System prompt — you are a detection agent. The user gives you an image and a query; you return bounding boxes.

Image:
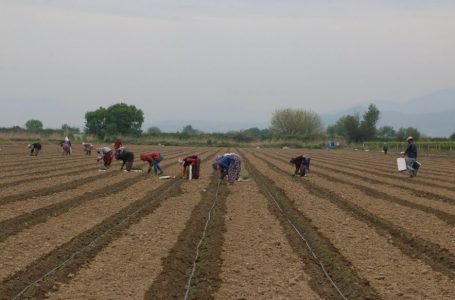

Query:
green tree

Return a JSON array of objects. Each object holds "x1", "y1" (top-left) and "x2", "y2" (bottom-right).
[
  {"x1": 230, "y1": 130, "x2": 256, "y2": 143},
  {"x1": 332, "y1": 104, "x2": 381, "y2": 143},
  {"x1": 61, "y1": 124, "x2": 80, "y2": 134},
  {"x1": 359, "y1": 104, "x2": 380, "y2": 140},
  {"x1": 270, "y1": 108, "x2": 322, "y2": 138},
  {"x1": 147, "y1": 126, "x2": 161, "y2": 135},
  {"x1": 326, "y1": 124, "x2": 337, "y2": 138},
  {"x1": 84, "y1": 103, "x2": 144, "y2": 138},
  {"x1": 377, "y1": 126, "x2": 396, "y2": 141},
  {"x1": 25, "y1": 119, "x2": 43, "y2": 132},
  {"x1": 182, "y1": 125, "x2": 201, "y2": 134},
  {"x1": 450, "y1": 132, "x2": 455, "y2": 140},
  {"x1": 182, "y1": 125, "x2": 194, "y2": 133},
  {"x1": 335, "y1": 114, "x2": 361, "y2": 143},
  {"x1": 85, "y1": 107, "x2": 107, "y2": 138},
  {"x1": 396, "y1": 127, "x2": 421, "y2": 141}
]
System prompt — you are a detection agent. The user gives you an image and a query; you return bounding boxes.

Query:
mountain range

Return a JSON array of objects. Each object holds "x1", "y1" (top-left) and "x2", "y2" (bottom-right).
[
  {"x1": 321, "y1": 89, "x2": 455, "y2": 137},
  {"x1": 148, "y1": 89, "x2": 455, "y2": 137}
]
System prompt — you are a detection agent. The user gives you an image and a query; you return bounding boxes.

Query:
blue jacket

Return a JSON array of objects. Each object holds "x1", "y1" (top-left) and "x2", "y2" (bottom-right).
[{"x1": 218, "y1": 155, "x2": 234, "y2": 169}]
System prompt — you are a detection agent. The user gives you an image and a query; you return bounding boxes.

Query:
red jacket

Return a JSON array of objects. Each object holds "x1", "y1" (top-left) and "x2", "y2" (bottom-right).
[
  {"x1": 114, "y1": 139, "x2": 122, "y2": 150},
  {"x1": 140, "y1": 151, "x2": 160, "y2": 161}
]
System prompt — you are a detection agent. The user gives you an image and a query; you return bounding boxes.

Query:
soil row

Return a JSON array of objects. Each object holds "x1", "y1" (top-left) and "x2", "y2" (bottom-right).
[
  {"x1": 0, "y1": 150, "x2": 218, "y2": 299},
  {"x1": 254, "y1": 151, "x2": 455, "y2": 269},
  {"x1": 243, "y1": 149, "x2": 455, "y2": 299},
  {"x1": 0, "y1": 149, "x2": 192, "y2": 205},
  {"x1": 276, "y1": 149, "x2": 455, "y2": 204}
]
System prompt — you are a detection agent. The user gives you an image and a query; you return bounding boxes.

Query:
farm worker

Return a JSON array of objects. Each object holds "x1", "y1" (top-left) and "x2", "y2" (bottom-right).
[
  {"x1": 60, "y1": 139, "x2": 71, "y2": 156},
  {"x1": 113, "y1": 138, "x2": 123, "y2": 151},
  {"x1": 289, "y1": 155, "x2": 311, "y2": 177},
  {"x1": 140, "y1": 151, "x2": 164, "y2": 175},
  {"x1": 115, "y1": 148, "x2": 135, "y2": 172},
  {"x1": 97, "y1": 146, "x2": 114, "y2": 168},
  {"x1": 28, "y1": 143, "x2": 42, "y2": 156},
  {"x1": 212, "y1": 154, "x2": 241, "y2": 184},
  {"x1": 383, "y1": 143, "x2": 389, "y2": 155},
  {"x1": 179, "y1": 155, "x2": 201, "y2": 179},
  {"x1": 64, "y1": 136, "x2": 72, "y2": 154},
  {"x1": 82, "y1": 143, "x2": 94, "y2": 155},
  {"x1": 402, "y1": 136, "x2": 418, "y2": 177}
]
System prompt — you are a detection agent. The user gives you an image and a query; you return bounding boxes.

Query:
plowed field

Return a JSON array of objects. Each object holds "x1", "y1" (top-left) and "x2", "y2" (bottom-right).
[{"x1": 1, "y1": 143, "x2": 454, "y2": 299}]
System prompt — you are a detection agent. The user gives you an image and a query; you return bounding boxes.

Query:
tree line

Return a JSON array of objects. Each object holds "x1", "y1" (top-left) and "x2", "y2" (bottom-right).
[{"x1": 5, "y1": 102, "x2": 455, "y2": 143}]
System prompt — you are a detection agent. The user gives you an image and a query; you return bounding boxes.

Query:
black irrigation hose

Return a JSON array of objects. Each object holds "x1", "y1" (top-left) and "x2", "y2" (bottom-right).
[
  {"x1": 184, "y1": 180, "x2": 222, "y2": 300},
  {"x1": 240, "y1": 151, "x2": 348, "y2": 300},
  {"x1": 11, "y1": 179, "x2": 181, "y2": 300}
]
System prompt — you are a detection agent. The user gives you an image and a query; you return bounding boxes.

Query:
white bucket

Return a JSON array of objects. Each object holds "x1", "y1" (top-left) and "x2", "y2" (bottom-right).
[{"x1": 397, "y1": 157, "x2": 407, "y2": 172}]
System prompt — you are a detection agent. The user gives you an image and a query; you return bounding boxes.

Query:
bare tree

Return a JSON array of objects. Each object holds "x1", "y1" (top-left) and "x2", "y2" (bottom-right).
[{"x1": 270, "y1": 108, "x2": 322, "y2": 138}]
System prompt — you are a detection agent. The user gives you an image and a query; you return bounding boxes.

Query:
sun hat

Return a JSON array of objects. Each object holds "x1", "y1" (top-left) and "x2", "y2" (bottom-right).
[{"x1": 406, "y1": 136, "x2": 413, "y2": 141}]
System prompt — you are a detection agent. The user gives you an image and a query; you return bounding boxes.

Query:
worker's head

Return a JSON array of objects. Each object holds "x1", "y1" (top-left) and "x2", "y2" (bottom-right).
[
  {"x1": 178, "y1": 158, "x2": 183, "y2": 165},
  {"x1": 27, "y1": 144, "x2": 31, "y2": 148},
  {"x1": 407, "y1": 136, "x2": 413, "y2": 143}
]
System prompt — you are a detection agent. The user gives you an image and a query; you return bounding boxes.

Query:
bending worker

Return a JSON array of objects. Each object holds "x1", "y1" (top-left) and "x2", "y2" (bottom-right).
[
  {"x1": 212, "y1": 153, "x2": 241, "y2": 184},
  {"x1": 28, "y1": 142, "x2": 42, "y2": 156},
  {"x1": 97, "y1": 146, "x2": 114, "y2": 169},
  {"x1": 180, "y1": 155, "x2": 201, "y2": 179},
  {"x1": 290, "y1": 155, "x2": 311, "y2": 177},
  {"x1": 140, "y1": 151, "x2": 164, "y2": 175},
  {"x1": 115, "y1": 148, "x2": 135, "y2": 172},
  {"x1": 82, "y1": 143, "x2": 94, "y2": 155}
]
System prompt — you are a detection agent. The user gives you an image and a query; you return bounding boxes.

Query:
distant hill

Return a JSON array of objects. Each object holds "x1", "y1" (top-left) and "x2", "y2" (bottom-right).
[
  {"x1": 144, "y1": 120, "x2": 270, "y2": 133},
  {"x1": 322, "y1": 89, "x2": 455, "y2": 137}
]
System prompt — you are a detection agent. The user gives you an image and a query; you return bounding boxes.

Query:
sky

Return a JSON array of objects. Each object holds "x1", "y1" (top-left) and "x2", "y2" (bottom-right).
[{"x1": 1, "y1": 0, "x2": 455, "y2": 130}]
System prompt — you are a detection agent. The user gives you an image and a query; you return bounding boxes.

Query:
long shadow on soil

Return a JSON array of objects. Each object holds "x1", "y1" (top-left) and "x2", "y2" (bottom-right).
[
  {"x1": 253, "y1": 150, "x2": 455, "y2": 280},
  {"x1": 144, "y1": 173, "x2": 228, "y2": 300},
  {"x1": 240, "y1": 150, "x2": 381, "y2": 300}
]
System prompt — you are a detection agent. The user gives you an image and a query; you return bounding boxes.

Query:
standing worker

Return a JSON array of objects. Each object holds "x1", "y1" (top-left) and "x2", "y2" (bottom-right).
[
  {"x1": 383, "y1": 143, "x2": 389, "y2": 155},
  {"x1": 28, "y1": 143, "x2": 42, "y2": 156},
  {"x1": 289, "y1": 155, "x2": 311, "y2": 177},
  {"x1": 179, "y1": 155, "x2": 201, "y2": 179},
  {"x1": 115, "y1": 148, "x2": 135, "y2": 172},
  {"x1": 403, "y1": 136, "x2": 418, "y2": 177},
  {"x1": 97, "y1": 146, "x2": 114, "y2": 169},
  {"x1": 212, "y1": 153, "x2": 241, "y2": 184},
  {"x1": 140, "y1": 151, "x2": 164, "y2": 175}
]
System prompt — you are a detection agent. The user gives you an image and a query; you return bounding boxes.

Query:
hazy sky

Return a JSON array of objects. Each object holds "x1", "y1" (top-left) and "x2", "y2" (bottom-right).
[{"x1": 1, "y1": 0, "x2": 455, "y2": 129}]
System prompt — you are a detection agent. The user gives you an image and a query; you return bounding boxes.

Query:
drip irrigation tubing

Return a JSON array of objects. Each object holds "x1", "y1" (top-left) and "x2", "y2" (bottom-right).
[
  {"x1": 238, "y1": 151, "x2": 350, "y2": 300},
  {"x1": 11, "y1": 179, "x2": 181, "y2": 300},
  {"x1": 184, "y1": 180, "x2": 222, "y2": 300},
  {"x1": 260, "y1": 181, "x2": 348, "y2": 300}
]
